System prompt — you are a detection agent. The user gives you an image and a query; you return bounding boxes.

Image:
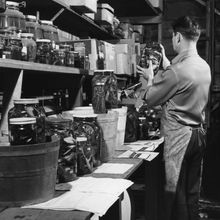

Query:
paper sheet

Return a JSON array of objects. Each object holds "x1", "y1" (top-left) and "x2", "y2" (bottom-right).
[
  {"x1": 118, "y1": 150, "x2": 159, "y2": 161},
  {"x1": 123, "y1": 137, "x2": 164, "y2": 152},
  {"x1": 93, "y1": 163, "x2": 133, "y2": 174},
  {"x1": 23, "y1": 177, "x2": 133, "y2": 217}
]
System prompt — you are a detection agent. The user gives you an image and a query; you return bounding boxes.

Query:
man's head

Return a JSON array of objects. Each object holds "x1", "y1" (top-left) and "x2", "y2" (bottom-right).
[{"x1": 171, "y1": 16, "x2": 201, "y2": 53}]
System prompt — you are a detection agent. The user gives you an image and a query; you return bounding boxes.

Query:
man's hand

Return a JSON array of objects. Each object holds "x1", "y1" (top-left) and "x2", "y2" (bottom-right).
[
  {"x1": 160, "y1": 44, "x2": 170, "y2": 70},
  {"x1": 137, "y1": 60, "x2": 154, "y2": 86}
]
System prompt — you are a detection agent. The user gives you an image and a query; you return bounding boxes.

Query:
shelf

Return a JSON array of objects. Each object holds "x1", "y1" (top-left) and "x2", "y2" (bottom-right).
[
  {"x1": 97, "y1": 0, "x2": 159, "y2": 17},
  {"x1": 0, "y1": 58, "x2": 93, "y2": 75},
  {"x1": 19, "y1": 0, "x2": 120, "y2": 40}
]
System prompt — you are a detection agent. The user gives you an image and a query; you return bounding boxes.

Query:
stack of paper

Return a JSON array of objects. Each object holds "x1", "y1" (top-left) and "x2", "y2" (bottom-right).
[
  {"x1": 117, "y1": 137, "x2": 164, "y2": 161},
  {"x1": 23, "y1": 177, "x2": 133, "y2": 217}
]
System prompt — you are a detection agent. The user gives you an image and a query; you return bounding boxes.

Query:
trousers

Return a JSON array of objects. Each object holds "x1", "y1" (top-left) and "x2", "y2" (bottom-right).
[{"x1": 164, "y1": 127, "x2": 206, "y2": 220}]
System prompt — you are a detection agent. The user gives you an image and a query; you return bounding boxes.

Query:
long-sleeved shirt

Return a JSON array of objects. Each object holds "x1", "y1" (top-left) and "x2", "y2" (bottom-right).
[{"x1": 143, "y1": 49, "x2": 211, "y2": 126}]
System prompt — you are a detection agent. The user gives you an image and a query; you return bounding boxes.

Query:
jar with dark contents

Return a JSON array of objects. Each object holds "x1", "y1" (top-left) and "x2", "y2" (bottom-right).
[
  {"x1": 35, "y1": 39, "x2": 52, "y2": 64},
  {"x1": 73, "y1": 51, "x2": 80, "y2": 68},
  {"x1": 41, "y1": 20, "x2": 59, "y2": 42},
  {"x1": 72, "y1": 113, "x2": 102, "y2": 167},
  {"x1": 4, "y1": 35, "x2": 22, "y2": 60},
  {"x1": 76, "y1": 136, "x2": 93, "y2": 176},
  {"x1": 52, "y1": 49, "x2": 66, "y2": 66},
  {"x1": 92, "y1": 70, "x2": 118, "y2": 113},
  {"x1": 66, "y1": 50, "x2": 75, "y2": 67},
  {"x1": 45, "y1": 118, "x2": 72, "y2": 156},
  {"x1": 0, "y1": 34, "x2": 6, "y2": 57},
  {"x1": 0, "y1": 0, "x2": 6, "y2": 13},
  {"x1": 9, "y1": 117, "x2": 37, "y2": 145},
  {"x1": 8, "y1": 98, "x2": 46, "y2": 143},
  {"x1": 25, "y1": 15, "x2": 43, "y2": 40},
  {"x1": 20, "y1": 32, "x2": 37, "y2": 62}
]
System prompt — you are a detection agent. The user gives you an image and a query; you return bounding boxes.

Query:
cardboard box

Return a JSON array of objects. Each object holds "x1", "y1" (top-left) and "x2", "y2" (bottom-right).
[
  {"x1": 95, "y1": 3, "x2": 114, "y2": 25},
  {"x1": 101, "y1": 41, "x2": 116, "y2": 72},
  {"x1": 65, "y1": 0, "x2": 97, "y2": 13}
]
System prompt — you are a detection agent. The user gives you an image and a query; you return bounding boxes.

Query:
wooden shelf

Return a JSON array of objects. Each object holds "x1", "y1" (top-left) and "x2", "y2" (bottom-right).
[
  {"x1": 19, "y1": 0, "x2": 120, "y2": 40},
  {"x1": 0, "y1": 58, "x2": 93, "y2": 75}
]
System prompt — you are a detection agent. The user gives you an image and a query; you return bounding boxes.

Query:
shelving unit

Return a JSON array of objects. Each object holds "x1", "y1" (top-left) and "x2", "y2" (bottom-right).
[{"x1": 0, "y1": 0, "x2": 161, "y2": 144}]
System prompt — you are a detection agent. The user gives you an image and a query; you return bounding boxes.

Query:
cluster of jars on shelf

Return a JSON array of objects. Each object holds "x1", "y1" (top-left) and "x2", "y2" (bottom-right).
[
  {"x1": 8, "y1": 98, "x2": 103, "y2": 183},
  {"x1": 0, "y1": 1, "x2": 89, "y2": 69}
]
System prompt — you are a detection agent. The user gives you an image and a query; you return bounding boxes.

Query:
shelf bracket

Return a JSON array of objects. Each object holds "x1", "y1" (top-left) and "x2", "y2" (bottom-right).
[{"x1": 51, "y1": 8, "x2": 65, "y2": 22}]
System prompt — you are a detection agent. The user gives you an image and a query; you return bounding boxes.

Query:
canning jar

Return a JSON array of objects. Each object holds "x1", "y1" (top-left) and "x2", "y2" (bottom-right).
[
  {"x1": 9, "y1": 117, "x2": 37, "y2": 145},
  {"x1": 72, "y1": 113, "x2": 102, "y2": 166},
  {"x1": 20, "y1": 32, "x2": 37, "y2": 61},
  {"x1": 4, "y1": 34, "x2": 22, "y2": 60},
  {"x1": 76, "y1": 136, "x2": 94, "y2": 176},
  {"x1": 35, "y1": 39, "x2": 52, "y2": 64},
  {"x1": 0, "y1": 1, "x2": 25, "y2": 32},
  {"x1": 41, "y1": 20, "x2": 59, "y2": 42},
  {"x1": 45, "y1": 118, "x2": 72, "y2": 154},
  {"x1": 25, "y1": 15, "x2": 43, "y2": 40},
  {"x1": 0, "y1": 0, "x2": 6, "y2": 13},
  {"x1": 8, "y1": 98, "x2": 46, "y2": 143}
]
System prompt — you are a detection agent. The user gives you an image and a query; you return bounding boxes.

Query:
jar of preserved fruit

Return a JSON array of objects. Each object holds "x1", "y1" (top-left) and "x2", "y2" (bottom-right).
[
  {"x1": 8, "y1": 98, "x2": 46, "y2": 143},
  {"x1": 92, "y1": 70, "x2": 118, "y2": 113},
  {"x1": 45, "y1": 118, "x2": 72, "y2": 155},
  {"x1": 0, "y1": 1, "x2": 25, "y2": 32},
  {"x1": 76, "y1": 136, "x2": 93, "y2": 176},
  {"x1": 0, "y1": 0, "x2": 6, "y2": 13},
  {"x1": 41, "y1": 20, "x2": 59, "y2": 42},
  {"x1": 4, "y1": 34, "x2": 22, "y2": 60},
  {"x1": 9, "y1": 117, "x2": 37, "y2": 145},
  {"x1": 72, "y1": 112, "x2": 102, "y2": 167},
  {"x1": 65, "y1": 50, "x2": 75, "y2": 67},
  {"x1": 20, "y1": 32, "x2": 37, "y2": 62},
  {"x1": 25, "y1": 15, "x2": 43, "y2": 40},
  {"x1": 35, "y1": 39, "x2": 52, "y2": 64},
  {"x1": 52, "y1": 49, "x2": 66, "y2": 66}
]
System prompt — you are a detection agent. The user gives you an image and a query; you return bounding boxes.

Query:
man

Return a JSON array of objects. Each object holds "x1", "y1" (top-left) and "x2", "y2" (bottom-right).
[{"x1": 137, "y1": 16, "x2": 211, "y2": 220}]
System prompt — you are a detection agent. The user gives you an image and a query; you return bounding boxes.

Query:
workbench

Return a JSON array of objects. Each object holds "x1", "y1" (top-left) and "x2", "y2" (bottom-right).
[{"x1": 0, "y1": 145, "x2": 163, "y2": 220}]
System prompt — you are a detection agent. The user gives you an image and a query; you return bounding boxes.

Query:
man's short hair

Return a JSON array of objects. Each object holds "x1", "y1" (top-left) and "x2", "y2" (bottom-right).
[{"x1": 172, "y1": 16, "x2": 201, "y2": 41}]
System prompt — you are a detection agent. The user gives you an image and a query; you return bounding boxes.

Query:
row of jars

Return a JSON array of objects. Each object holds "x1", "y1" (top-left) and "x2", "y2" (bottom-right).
[
  {"x1": 0, "y1": 1, "x2": 59, "y2": 41},
  {"x1": 8, "y1": 99, "x2": 103, "y2": 182},
  {"x1": 0, "y1": 33, "x2": 89, "y2": 68}
]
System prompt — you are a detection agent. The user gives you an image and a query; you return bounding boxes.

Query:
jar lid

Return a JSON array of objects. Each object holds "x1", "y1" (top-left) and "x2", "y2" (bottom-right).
[
  {"x1": 36, "y1": 39, "x2": 51, "y2": 43},
  {"x1": 41, "y1": 20, "x2": 53, "y2": 25},
  {"x1": 76, "y1": 136, "x2": 87, "y2": 142},
  {"x1": 94, "y1": 69, "x2": 114, "y2": 73},
  {"x1": 26, "y1": 15, "x2": 37, "y2": 21},
  {"x1": 46, "y1": 118, "x2": 72, "y2": 124},
  {"x1": 14, "y1": 98, "x2": 39, "y2": 104},
  {"x1": 6, "y1": 1, "x2": 19, "y2": 7},
  {"x1": 20, "y1": 33, "x2": 34, "y2": 38},
  {"x1": 9, "y1": 117, "x2": 36, "y2": 125}
]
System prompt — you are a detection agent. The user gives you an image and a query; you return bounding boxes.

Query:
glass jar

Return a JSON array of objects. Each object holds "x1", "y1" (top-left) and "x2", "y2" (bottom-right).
[
  {"x1": 138, "y1": 116, "x2": 148, "y2": 140},
  {"x1": 92, "y1": 70, "x2": 118, "y2": 113},
  {"x1": 124, "y1": 104, "x2": 139, "y2": 142},
  {"x1": 41, "y1": 20, "x2": 59, "y2": 42},
  {"x1": 35, "y1": 39, "x2": 52, "y2": 64},
  {"x1": 76, "y1": 136, "x2": 93, "y2": 176},
  {"x1": 0, "y1": 1, "x2": 26, "y2": 32},
  {"x1": 52, "y1": 49, "x2": 66, "y2": 66},
  {"x1": 25, "y1": 15, "x2": 43, "y2": 40},
  {"x1": 8, "y1": 98, "x2": 46, "y2": 143},
  {"x1": 9, "y1": 117, "x2": 37, "y2": 145},
  {"x1": 0, "y1": 34, "x2": 6, "y2": 57},
  {"x1": 0, "y1": 0, "x2": 6, "y2": 13},
  {"x1": 65, "y1": 50, "x2": 75, "y2": 67},
  {"x1": 72, "y1": 113, "x2": 102, "y2": 166},
  {"x1": 20, "y1": 32, "x2": 37, "y2": 62},
  {"x1": 45, "y1": 117, "x2": 72, "y2": 154},
  {"x1": 4, "y1": 34, "x2": 22, "y2": 60}
]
